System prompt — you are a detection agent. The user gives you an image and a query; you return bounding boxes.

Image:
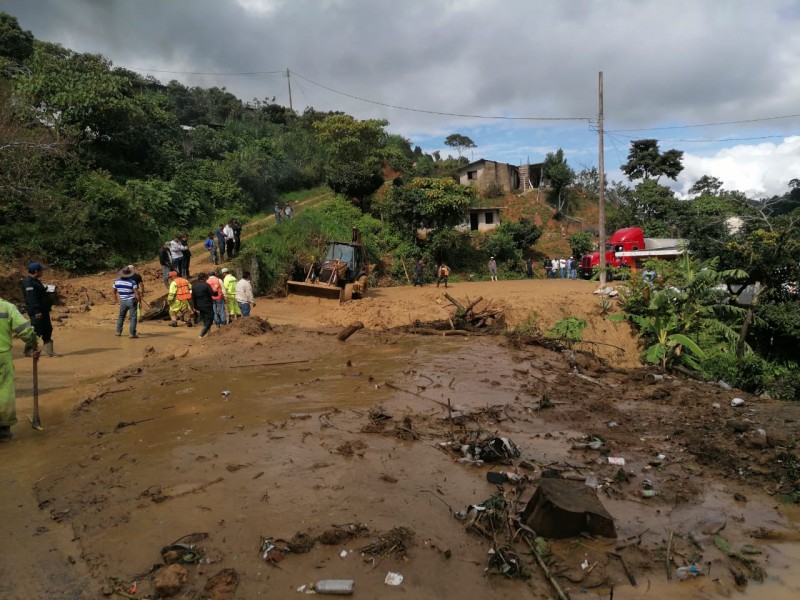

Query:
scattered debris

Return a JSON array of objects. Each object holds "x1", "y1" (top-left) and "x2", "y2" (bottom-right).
[
  {"x1": 204, "y1": 568, "x2": 239, "y2": 600},
  {"x1": 521, "y1": 479, "x2": 617, "y2": 539},
  {"x1": 314, "y1": 579, "x2": 355, "y2": 595},
  {"x1": 359, "y1": 526, "x2": 415, "y2": 558},
  {"x1": 731, "y1": 397, "x2": 745, "y2": 407},
  {"x1": 384, "y1": 572, "x2": 404, "y2": 586},
  {"x1": 317, "y1": 523, "x2": 370, "y2": 545}
]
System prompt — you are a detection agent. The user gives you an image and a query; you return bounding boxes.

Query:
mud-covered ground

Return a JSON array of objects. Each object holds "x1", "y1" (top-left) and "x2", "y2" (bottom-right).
[{"x1": 1, "y1": 272, "x2": 800, "y2": 599}]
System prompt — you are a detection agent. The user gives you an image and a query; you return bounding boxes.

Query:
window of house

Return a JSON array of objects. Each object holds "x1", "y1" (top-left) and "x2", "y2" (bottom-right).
[
  {"x1": 485, "y1": 211, "x2": 494, "y2": 225},
  {"x1": 467, "y1": 170, "x2": 477, "y2": 180}
]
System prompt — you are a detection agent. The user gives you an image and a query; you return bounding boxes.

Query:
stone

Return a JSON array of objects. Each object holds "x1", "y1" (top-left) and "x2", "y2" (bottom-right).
[
  {"x1": 153, "y1": 564, "x2": 188, "y2": 598},
  {"x1": 521, "y1": 478, "x2": 617, "y2": 539}
]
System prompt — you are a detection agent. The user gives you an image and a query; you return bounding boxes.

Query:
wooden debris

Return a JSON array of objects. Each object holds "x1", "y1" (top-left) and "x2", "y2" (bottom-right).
[{"x1": 337, "y1": 321, "x2": 364, "y2": 342}]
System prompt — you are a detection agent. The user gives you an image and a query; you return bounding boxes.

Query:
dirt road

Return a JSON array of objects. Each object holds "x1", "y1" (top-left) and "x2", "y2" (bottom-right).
[{"x1": 2, "y1": 274, "x2": 800, "y2": 599}]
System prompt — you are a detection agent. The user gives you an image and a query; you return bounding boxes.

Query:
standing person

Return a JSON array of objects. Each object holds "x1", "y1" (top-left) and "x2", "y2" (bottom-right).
[
  {"x1": 207, "y1": 270, "x2": 227, "y2": 328},
  {"x1": 559, "y1": 257, "x2": 567, "y2": 279},
  {"x1": 127, "y1": 265, "x2": 145, "y2": 321},
  {"x1": 488, "y1": 257, "x2": 498, "y2": 281},
  {"x1": 223, "y1": 221, "x2": 235, "y2": 260},
  {"x1": 215, "y1": 224, "x2": 227, "y2": 260},
  {"x1": 159, "y1": 241, "x2": 172, "y2": 289},
  {"x1": 204, "y1": 233, "x2": 217, "y2": 265},
  {"x1": 526, "y1": 257, "x2": 534, "y2": 279},
  {"x1": 567, "y1": 257, "x2": 575, "y2": 279},
  {"x1": 543, "y1": 257, "x2": 550, "y2": 278},
  {"x1": 20, "y1": 262, "x2": 55, "y2": 357},
  {"x1": 436, "y1": 262, "x2": 450, "y2": 288},
  {"x1": 191, "y1": 273, "x2": 215, "y2": 338},
  {"x1": 273, "y1": 203, "x2": 283, "y2": 224},
  {"x1": 284, "y1": 203, "x2": 293, "y2": 220},
  {"x1": 221, "y1": 268, "x2": 241, "y2": 323},
  {"x1": 169, "y1": 235, "x2": 186, "y2": 275},
  {"x1": 112, "y1": 266, "x2": 141, "y2": 338},
  {"x1": 551, "y1": 257, "x2": 558, "y2": 279},
  {"x1": 232, "y1": 219, "x2": 243, "y2": 256},
  {"x1": 181, "y1": 234, "x2": 192, "y2": 277},
  {"x1": 235, "y1": 271, "x2": 256, "y2": 317},
  {"x1": 166, "y1": 271, "x2": 193, "y2": 328},
  {"x1": 413, "y1": 259, "x2": 425, "y2": 287},
  {"x1": 0, "y1": 296, "x2": 38, "y2": 441}
]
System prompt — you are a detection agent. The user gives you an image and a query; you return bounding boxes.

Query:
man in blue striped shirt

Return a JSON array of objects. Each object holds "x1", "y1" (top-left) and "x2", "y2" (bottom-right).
[{"x1": 113, "y1": 266, "x2": 142, "y2": 338}]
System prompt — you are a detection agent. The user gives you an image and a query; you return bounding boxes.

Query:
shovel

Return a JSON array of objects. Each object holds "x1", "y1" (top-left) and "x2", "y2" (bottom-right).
[{"x1": 29, "y1": 352, "x2": 43, "y2": 431}]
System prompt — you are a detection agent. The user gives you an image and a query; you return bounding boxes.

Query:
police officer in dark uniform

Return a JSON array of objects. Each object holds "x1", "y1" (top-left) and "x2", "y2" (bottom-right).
[{"x1": 20, "y1": 262, "x2": 55, "y2": 356}]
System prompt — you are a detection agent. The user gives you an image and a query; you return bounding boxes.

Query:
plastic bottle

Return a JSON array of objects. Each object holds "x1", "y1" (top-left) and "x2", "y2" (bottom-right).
[
  {"x1": 314, "y1": 579, "x2": 355, "y2": 595},
  {"x1": 641, "y1": 489, "x2": 659, "y2": 498},
  {"x1": 676, "y1": 564, "x2": 705, "y2": 580}
]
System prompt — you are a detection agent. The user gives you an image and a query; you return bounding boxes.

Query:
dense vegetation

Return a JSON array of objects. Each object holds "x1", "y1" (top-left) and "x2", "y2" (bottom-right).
[{"x1": 1, "y1": 13, "x2": 798, "y2": 396}]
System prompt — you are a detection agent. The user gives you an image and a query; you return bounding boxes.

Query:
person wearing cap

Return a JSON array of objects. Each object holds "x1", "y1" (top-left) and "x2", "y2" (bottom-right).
[
  {"x1": 113, "y1": 266, "x2": 142, "y2": 338},
  {"x1": 20, "y1": 262, "x2": 55, "y2": 357},
  {"x1": 488, "y1": 256, "x2": 498, "y2": 282},
  {"x1": 0, "y1": 296, "x2": 38, "y2": 441},
  {"x1": 207, "y1": 270, "x2": 227, "y2": 328},
  {"x1": 235, "y1": 271, "x2": 255, "y2": 317},
  {"x1": 559, "y1": 256, "x2": 567, "y2": 279},
  {"x1": 167, "y1": 271, "x2": 193, "y2": 327},
  {"x1": 221, "y1": 268, "x2": 241, "y2": 323},
  {"x1": 158, "y1": 241, "x2": 172, "y2": 288}
]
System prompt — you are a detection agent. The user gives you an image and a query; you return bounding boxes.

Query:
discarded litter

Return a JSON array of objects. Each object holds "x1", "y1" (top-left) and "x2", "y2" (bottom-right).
[
  {"x1": 608, "y1": 456, "x2": 626, "y2": 466},
  {"x1": 314, "y1": 579, "x2": 355, "y2": 595},
  {"x1": 676, "y1": 564, "x2": 705, "y2": 580},
  {"x1": 731, "y1": 397, "x2": 745, "y2": 407},
  {"x1": 607, "y1": 421, "x2": 618, "y2": 428},
  {"x1": 339, "y1": 549, "x2": 348, "y2": 559},
  {"x1": 581, "y1": 559, "x2": 590, "y2": 570},
  {"x1": 584, "y1": 475, "x2": 600, "y2": 490},
  {"x1": 486, "y1": 471, "x2": 523, "y2": 484},
  {"x1": 384, "y1": 572, "x2": 404, "y2": 586},
  {"x1": 290, "y1": 413, "x2": 312, "y2": 420},
  {"x1": 712, "y1": 402, "x2": 721, "y2": 409},
  {"x1": 221, "y1": 390, "x2": 231, "y2": 398},
  {"x1": 641, "y1": 489, "x2": 659, "y2": 498}
]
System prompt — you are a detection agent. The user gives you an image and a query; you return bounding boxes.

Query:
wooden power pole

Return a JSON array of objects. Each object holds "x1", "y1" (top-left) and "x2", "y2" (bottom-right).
[{"x1": 598, "y1": 71, "x2": 607, "y2": 286}]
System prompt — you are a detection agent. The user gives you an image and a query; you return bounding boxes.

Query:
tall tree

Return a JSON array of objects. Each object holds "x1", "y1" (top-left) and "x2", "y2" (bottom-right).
[
  {"x1": 0, "y1": 12, "x2": 34, "y2": 64},
  {"x1": 621, "y1": 139, "x2": 684, "y2": 183},
  {"x1": 444, "y1": 133, "x2": 476, "y2": 158},
  {"x1": 542, "y1": 148, "x2": 576, "y2": 213}
]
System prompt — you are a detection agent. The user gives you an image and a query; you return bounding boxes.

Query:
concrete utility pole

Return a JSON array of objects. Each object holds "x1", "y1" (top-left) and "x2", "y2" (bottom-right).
[
  {"x1": 598, "y1": 71, "x2": 607, "y2": 286},
  {"x1": 286, "y1": 68, "x2": 293, "y2": 112}
]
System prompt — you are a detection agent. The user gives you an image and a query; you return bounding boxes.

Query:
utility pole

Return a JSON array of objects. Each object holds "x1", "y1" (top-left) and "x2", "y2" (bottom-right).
[
  {"x1": 286, "y1": 68, "x2": 293, "y2": 112},
  {"x1": 598, "y1": 71, "x2": 607, "y2": 286}
]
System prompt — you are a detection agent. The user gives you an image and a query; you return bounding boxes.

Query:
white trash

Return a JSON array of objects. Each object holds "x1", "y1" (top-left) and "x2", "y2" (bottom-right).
[
  {"x1": 384, "y1": 572, "x2": 404, "y2": 586},
  {"x1": 731, "y1": 397, "x2": 745, "y2": 407}
]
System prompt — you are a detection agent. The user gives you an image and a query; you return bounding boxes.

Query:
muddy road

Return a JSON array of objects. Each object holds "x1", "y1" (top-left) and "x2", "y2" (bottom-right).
[{"x1": 1, "y1": 277, "x2": 799, "y2": 599}]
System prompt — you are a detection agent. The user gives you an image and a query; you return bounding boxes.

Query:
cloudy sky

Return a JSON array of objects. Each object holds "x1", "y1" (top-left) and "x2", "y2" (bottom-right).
[{"x1": 5, "y1": 0, "x2": 800, "y2": 197}]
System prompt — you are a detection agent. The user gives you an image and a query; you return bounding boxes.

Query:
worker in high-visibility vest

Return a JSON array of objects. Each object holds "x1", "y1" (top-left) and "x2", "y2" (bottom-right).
[
  {"x1": 221, "y1": 268, "x2": 241, "y2": 324},
  {"x1": 1, "y1": 297, "x2": 38, "y2": 441},
  {"x1": 167, "y1": 271, "x2": 193, "y2": 328}
]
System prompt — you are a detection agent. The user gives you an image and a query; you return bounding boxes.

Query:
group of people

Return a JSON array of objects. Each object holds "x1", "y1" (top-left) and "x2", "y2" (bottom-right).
[
  {"x1": 1, "y1": 261, "x2": 55, "y2": 440},
  {"x1": 114, "y1": 263, "x2": 256, "y2": 339},
  {"x1": 214, "y1": 219, "x2": 243, "y2": 263},
  {"x1": 273, "y1": 202, "x2": 293, "y2": 224},
  {"x1": 545, "y1": 256, "x2": 578, "y2": 279}
]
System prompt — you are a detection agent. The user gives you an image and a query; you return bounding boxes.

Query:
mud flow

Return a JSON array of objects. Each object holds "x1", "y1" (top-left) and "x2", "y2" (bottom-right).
[{"x1": 1, "y1": 320, "x2": 799, "y2": 599}]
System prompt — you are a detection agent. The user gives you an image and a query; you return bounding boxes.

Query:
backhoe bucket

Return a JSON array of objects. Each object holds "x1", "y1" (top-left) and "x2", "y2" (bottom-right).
[{"x1": 286, "y1": 281, "x2": 344, "y2": 302}]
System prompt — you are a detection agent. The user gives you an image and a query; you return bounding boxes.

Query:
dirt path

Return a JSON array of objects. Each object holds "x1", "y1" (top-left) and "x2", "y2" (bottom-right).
[{"x1": 2, "y1": 276, "x2": 800, "y2": 599}]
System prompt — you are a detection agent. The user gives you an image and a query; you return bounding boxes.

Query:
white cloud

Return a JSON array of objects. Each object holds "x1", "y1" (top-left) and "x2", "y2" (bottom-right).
[{"x1": 677, "y1": 137, "x2": 800, "y2": 198}]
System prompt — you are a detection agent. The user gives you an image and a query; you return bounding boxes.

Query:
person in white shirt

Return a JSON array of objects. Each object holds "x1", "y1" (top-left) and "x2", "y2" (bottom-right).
[
  {"x1": 234, "y1": 271, "x2": 255, "y2": 317},
  {"x1": 551, "y1": 258, "x2": 558, "y2": 279},
  {"x1": 559, "y1": 257, "x2": 567, "y2": 279},
  {"x1": 169, "y1": 235, "x2": 187, "y2": 274},
  {"x1": 222, "y1": 221, "x2": 235, "y2": 260}
]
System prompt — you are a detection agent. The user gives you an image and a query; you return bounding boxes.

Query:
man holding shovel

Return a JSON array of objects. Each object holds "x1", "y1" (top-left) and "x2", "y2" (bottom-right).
[{"x1": 1, "y1": 297, "x2": 38, "y2": 440}]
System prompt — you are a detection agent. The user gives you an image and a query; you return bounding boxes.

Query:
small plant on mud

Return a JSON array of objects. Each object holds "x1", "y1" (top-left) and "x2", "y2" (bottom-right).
[
  {"x1": 597, "y1": 296, "x2": 613, "y2": 316},
  {"x1": 546, "y1": 316, "x2": 586, "y2": 348},
  {"x1": 508, "y1": 313, "x2": 541, "y2": 336}
]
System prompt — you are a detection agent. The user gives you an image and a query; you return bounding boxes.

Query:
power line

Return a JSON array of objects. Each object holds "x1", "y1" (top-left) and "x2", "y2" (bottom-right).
[
  {"x1": 605, "y1": 130, "x2": 795, "y2": 144},
  {"x1": 290, "y1": 70, "x2": 591, "y2": 122},
  {"x1": 606, "y1": 112, "x2": 800, "y2": 133},
  {"x1": 123, "y1": 65, "x2": 284, "y2": 76}
]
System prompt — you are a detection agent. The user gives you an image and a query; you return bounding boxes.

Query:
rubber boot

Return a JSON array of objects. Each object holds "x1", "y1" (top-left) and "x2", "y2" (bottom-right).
[{"x1": 43, "y1": 341, "x2": 55, "y2": 357}]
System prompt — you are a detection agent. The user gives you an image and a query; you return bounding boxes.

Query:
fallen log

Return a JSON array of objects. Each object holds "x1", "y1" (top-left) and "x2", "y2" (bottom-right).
[{"x1": 337, "y1": 321, "x2": 364, "y2": 342}]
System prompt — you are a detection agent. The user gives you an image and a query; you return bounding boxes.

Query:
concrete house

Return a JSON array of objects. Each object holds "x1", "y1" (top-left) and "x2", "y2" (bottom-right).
[
  {"x1": 457, "y1": 159, "x2": 545, "y2": 194},
  {"x1": 456, "y1": 207, "x2": 502, "y2": 233}
]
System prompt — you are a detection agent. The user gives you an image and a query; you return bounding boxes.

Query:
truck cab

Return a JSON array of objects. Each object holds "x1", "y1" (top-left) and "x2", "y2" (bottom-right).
[{"x1": 579, "y1": 227, "x2": 685, "y2": 279}]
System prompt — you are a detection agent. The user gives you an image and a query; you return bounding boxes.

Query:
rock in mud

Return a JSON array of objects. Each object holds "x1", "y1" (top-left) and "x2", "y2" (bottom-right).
[
  {"x1": 153, "y1": 564, "x2": 188, "y2": 598},
  {"x1": 522, "y1": 479, "x2": 617, "y2": 539},
  {"x1": 204, "y1": 568, "x2": 240, "y2": 600}
]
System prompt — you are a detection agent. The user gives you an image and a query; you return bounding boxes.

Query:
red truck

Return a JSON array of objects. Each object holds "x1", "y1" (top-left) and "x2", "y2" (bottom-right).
[{"x1": 579, "y1": 227, "x2": 686, "y2": 279}]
